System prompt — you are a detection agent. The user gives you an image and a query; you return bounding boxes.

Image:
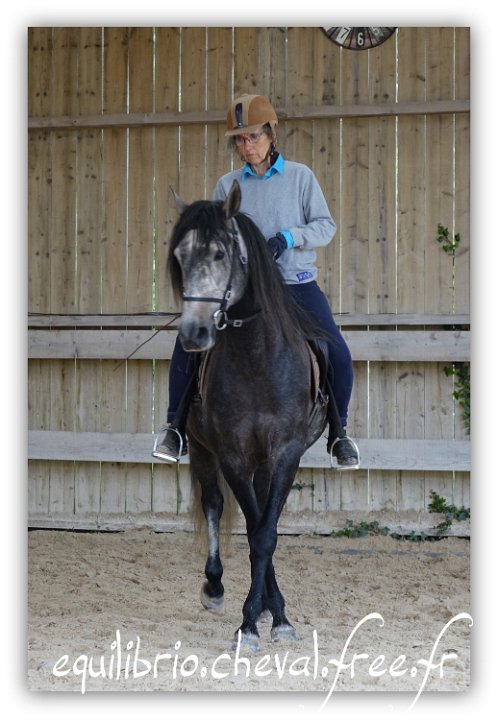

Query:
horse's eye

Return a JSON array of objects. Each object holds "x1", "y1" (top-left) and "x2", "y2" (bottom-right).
[{"x1": 214, "y1": 249, "x2": 225, "y2": 261}]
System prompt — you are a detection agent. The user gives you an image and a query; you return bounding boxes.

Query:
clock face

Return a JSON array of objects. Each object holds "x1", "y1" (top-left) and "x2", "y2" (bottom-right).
[{"x1": 322, "y1": 27, "x2": 396, "y2": 50}]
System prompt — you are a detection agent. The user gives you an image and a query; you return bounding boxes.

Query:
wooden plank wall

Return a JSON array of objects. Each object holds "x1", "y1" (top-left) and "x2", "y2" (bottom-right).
[{"x1": 28, "y1": 27, "x2": 470, "y2": 525}]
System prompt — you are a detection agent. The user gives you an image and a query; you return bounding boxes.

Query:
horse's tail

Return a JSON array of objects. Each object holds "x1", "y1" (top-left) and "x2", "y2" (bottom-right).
[{"x1": 190, "y1": 467, "x2": 238, "y2": 551}]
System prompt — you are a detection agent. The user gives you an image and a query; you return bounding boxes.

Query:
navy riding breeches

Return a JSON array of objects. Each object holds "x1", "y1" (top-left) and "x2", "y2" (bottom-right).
[
  {"x1": 286, "y1": 281, "x2": 353, "y2": 427},
  {"x1": 167, "y1": 337, "x2": 196, "y2": 426}
]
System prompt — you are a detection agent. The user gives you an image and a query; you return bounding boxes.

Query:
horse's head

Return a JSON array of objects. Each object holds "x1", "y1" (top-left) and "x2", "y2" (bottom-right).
[{"x1": 169, "y1": 181, "x2": 248, "y2": 352}]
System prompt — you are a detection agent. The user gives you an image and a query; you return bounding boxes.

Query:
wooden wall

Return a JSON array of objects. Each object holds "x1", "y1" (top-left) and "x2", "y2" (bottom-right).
[{"x1": 28, "y1": 27, "x2": 470, "y2": 527}]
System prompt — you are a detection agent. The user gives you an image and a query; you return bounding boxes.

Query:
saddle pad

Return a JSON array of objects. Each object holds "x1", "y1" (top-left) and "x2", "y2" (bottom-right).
[{"x1": 306, "y1": 342, "x2": 322, "y2": 402}]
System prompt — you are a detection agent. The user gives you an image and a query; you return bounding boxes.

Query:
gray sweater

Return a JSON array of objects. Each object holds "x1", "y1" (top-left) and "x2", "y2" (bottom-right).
[{"x1": 212, "y1": 156, "x2": 336, "y2": 284}]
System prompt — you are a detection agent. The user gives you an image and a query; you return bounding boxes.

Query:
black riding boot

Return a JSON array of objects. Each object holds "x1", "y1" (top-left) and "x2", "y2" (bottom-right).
[
  {"x1": 152, "y1": 349, "x2": 199, "y2": 463},
  {"x1": 152, "y1": 424, "x2": 188, "y2": 463},
  {"x1": 327, "y1": 425, "x2": 360, "y2": 470}
]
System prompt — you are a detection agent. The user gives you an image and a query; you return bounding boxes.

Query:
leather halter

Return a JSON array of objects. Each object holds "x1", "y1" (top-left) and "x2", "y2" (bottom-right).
[{"x1": 182, "y1": 220, "x2": 260, "y2": 330}]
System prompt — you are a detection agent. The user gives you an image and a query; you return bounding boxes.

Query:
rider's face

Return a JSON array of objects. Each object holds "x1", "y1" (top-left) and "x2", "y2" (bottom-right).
[{"x1": 235, "y1": 127, "x2": 274, "y2": 172}]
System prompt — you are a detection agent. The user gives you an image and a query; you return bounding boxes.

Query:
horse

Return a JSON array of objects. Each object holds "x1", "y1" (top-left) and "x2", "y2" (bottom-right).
[{"x1": 167, "y1": 180, "x2": 332, "y2": 652}]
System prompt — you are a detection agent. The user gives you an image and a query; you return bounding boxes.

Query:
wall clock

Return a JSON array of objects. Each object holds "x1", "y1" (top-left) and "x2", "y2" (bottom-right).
[{"x1": 322, "y1": 27, "x2": 396, "y2": 50}]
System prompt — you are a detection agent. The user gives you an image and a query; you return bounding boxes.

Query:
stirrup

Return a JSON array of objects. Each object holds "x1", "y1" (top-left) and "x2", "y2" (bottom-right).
[
  {"x1": 329, "y1": 435, "x2": 361, "y2": 471},
  {"x1": 152, "y1": 426, "x2": 184, "y2": 463}
]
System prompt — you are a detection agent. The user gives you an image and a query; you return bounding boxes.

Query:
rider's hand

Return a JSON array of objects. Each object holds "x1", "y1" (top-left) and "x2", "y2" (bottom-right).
[{"x1": 267, "y1": 233, "x2": 290, "y2": 260}]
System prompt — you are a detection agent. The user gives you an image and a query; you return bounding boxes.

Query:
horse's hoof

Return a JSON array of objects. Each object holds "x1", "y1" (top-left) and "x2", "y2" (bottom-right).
[
  {"x1": 231, "y1": 630, "x2": 260, "y2": 653},
  {"x1": 257, "y1": 609, "x2": 273, "y2": 624},
  {"x1": 271, "y1": 623, "x2": 299, "y2": 643},
  {"x1": 200, "y1": 584, "x2": 224, "y2": 613}
]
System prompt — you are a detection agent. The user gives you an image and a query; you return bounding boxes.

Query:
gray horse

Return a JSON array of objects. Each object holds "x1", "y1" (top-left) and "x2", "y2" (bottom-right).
[{"x1": 168, "y1": 181, "x2": 330, "y2": 651}]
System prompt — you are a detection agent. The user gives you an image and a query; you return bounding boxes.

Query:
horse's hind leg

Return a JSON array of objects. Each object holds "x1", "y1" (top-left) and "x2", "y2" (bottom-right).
[{"x1": 191, "y1": 444, "x2": 225, "y2": 612}]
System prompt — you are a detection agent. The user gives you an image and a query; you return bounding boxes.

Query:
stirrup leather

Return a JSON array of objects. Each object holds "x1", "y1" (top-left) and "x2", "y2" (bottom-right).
[
  {"x1": 152, "y1": 426, "x2": 184, "y2": 463},
  {"x1": 329, "y1": 435, "x2": 360, "y2": 471}
]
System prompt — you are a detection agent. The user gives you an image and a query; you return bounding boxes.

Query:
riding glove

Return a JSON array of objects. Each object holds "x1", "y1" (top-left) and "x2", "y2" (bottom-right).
[{"x1": 267, "y1": 232, "x2": 293, "y2": 260}]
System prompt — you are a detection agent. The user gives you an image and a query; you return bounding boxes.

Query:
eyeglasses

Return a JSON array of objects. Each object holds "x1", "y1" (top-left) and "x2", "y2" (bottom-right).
[{"x1": 234, "y1": 131, "x2": 266, "y2": 146}]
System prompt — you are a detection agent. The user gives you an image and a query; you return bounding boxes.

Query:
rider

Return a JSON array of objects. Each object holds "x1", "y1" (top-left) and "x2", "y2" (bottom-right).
[{"x1": 153, "y1": 93, "x2": 359, "y2": 469}]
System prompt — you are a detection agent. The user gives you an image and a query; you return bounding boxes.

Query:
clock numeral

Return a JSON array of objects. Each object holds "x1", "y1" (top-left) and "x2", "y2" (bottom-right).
[{"x1": 337, "y1": 27, "x2": 351, "y2": 43}]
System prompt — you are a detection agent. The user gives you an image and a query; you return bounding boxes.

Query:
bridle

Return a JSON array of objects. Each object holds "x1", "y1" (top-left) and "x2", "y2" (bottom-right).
[{"x1": 182, "y1": 219, "x2": 260, "y2": 331}]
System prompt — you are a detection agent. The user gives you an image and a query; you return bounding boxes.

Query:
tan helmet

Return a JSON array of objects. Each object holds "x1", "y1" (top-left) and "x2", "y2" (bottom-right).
[{"x1": 226, "y1": 94, "x2": 278, "y2": 137}]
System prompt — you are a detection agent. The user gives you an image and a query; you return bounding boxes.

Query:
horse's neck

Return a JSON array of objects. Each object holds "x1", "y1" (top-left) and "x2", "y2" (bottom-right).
[
  {"x1": 220, "y1": 316, "x2": 290, "y2": 371},
  {"x1": 224, "y1": 288, "x2": 302, "y2": 365}
]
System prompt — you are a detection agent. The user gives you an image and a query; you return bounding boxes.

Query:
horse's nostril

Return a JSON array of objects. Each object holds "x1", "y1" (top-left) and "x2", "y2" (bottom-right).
[{"x1": 179, "y1": 320, "x2": 214, "y2": 351}]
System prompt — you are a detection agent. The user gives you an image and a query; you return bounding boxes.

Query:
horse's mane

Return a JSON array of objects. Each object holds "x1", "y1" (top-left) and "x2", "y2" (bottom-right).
[
  {"x1": 233, "y1": 211, "x2": 324, "y2": 344},
  {"x1": 167, "y1": 199, "x2": 324, "y2": 346}
]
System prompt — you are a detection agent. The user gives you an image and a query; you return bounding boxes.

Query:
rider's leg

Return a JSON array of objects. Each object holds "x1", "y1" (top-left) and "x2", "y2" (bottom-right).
[
  {"x1": 152, "y1": 336, "x2": 193, "y2": 462},
  {"x1": 287, "y1": 281, "x2": 359, "y2": 468}
]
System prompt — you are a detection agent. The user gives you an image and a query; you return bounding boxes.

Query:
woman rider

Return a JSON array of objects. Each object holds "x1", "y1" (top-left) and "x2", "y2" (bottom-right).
[{"x1": 153, "y1": 94, "x2": 359, "y2": 469}]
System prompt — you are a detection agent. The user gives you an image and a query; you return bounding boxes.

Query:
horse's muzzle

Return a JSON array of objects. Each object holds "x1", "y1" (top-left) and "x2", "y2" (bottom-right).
[{"x1": 179, "y1": 319, "x2": 216, "y2": 352}]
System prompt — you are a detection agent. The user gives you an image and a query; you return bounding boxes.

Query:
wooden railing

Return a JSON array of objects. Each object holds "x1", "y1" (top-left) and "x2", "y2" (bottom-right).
[{"x1": 28, "y1": 312, "x2": 470, "y2": 473}]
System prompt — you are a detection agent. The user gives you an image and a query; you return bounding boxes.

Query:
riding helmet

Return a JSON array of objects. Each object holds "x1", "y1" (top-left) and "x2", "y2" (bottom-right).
[{"x1": 225, "y1": 94, "x2": 278, "y2": 136}]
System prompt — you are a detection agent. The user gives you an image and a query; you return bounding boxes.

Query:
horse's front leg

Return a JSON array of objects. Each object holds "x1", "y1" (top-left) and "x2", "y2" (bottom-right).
[
  {"x1": 233, "y1": 450, "x2": 302, "y2": 650},
  {"x1": 234, "y1": 521, "x2": 296, "y2": 651},
  {"x1": 253, "y1": 456, "x2": 301, "y2": 643},
  {"x1": 265, "y1": 564, "x2": 299, "y2": 643},
  {"x1": 244, "y1": 515, "x2": 299, "y2": 647},
  {"x1": 252, "y1": 464, "x2": 274, "y2": 625}
]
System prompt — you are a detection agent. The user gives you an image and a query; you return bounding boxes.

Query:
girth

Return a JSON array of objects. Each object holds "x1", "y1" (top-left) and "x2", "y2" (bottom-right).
[{"x1": 195, "y1": 339, "x2": 329, "y2": 404}]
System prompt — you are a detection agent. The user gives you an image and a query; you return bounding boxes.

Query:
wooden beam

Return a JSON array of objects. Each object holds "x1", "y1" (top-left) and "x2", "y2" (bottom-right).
[
  {"x1": 28, "y1": 313, "x2": 180, "y2": 328},
  {"x1": 27, "y1": 511, "x2": 470, "y2": 537},
  {"x1": 279, "y1": 99, "x2": 470, "y2": 120},
  {"x1": 336, "y1": 313, "x2": 470, "y2": 327},
  {"x1": 28, "y1": 328, "x2": 470, "y2": 362},
  {"x1": 346, "y1": 330, "x2": 470, "y2": 362},
  {"x1": 28, "y1": 328, "x2": 176, "y2": 360},
  {"x1": 28, "y1": 99, "x2": 470, "y2": 130},
  {"x1": 28, "y1": 430, "x2": 470, "y2": 471},
  {"x1": 27, "y1": 312, "x2": 470, "y2": 328}
]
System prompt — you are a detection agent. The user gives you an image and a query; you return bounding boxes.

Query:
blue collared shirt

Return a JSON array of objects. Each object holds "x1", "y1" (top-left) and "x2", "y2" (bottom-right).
[{"x1": 241, "y1": 152, "x2": 285, "y2": 181}]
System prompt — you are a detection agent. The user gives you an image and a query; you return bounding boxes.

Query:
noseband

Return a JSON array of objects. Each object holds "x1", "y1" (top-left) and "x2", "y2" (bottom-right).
[{"x1": 182, "y1": 220, "x2": 260, "y2": 330}]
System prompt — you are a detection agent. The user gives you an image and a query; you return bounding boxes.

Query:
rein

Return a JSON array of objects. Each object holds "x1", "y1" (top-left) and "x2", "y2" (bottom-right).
[{"x1": 182, "y1": 220, "x2": 260, "y2": 331}]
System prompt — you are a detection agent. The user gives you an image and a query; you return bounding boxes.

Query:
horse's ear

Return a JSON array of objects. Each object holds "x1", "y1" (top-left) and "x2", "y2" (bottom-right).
[
  {"x1": 223, "y1": 180, "x2": 241, "y2": 219},
  {"x1": 170, "y1": 186, "x2": 188, "y2": 214}
]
